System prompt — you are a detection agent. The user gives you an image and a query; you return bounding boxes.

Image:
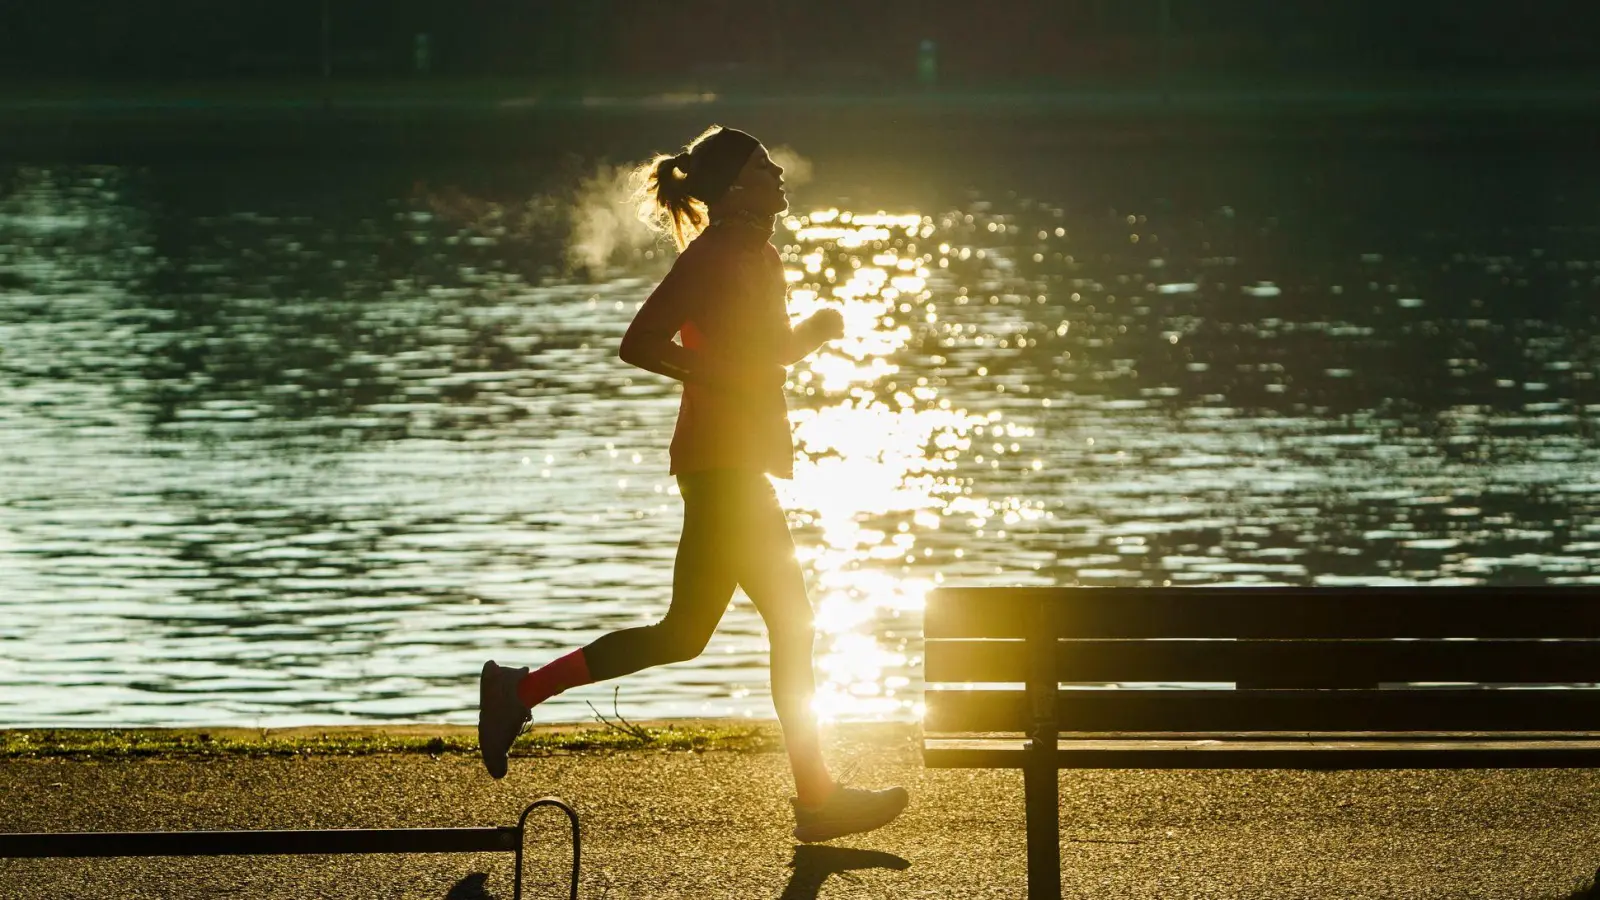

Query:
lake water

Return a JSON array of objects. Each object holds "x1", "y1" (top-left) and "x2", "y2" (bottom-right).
[{"x1": 2, "y1": 128, "x2": 1597, "y2": 727}]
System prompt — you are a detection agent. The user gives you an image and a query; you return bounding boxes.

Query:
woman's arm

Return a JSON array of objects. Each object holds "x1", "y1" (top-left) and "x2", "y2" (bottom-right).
[
  {"x1": 780, "y1": 308, "x2": 845, "y2": 366},
  {"x1": 620, "y1": 247, "x2": 783, "y2": 392},
  {"x1": 780, "y1": 318, "x2": 824, "y2": 367}
]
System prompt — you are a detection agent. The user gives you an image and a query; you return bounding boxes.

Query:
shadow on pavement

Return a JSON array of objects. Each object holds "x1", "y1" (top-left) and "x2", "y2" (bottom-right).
[
  {"x1": 1558, "y1": 867, "x2": 1600, "y2": 900},
  {"x1": 436, "y1": 847, "x2": 911, "y2": 899},
  {"x1": 779, "y1": 845, "x2": 911, "y2": 899},
  {"x1": 444, "y1": 873, "x2": 491, "y2": 899}
]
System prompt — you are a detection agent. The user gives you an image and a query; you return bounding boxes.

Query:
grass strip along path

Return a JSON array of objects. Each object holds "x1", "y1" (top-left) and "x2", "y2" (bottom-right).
[{"x1": 0, "y1": 719, "x2": 805, "y2": 762}]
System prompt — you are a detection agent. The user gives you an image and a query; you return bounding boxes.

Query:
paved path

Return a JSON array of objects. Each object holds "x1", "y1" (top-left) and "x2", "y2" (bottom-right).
[{"x1": 3, "y1": 727, "x2": 1599, "y2": 899}]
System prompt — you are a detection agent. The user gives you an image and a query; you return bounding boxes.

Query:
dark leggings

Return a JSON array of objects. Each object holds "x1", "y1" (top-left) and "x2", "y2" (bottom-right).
[{"x1": 580, "y1": 468, "x2": 816, "y2": 693}]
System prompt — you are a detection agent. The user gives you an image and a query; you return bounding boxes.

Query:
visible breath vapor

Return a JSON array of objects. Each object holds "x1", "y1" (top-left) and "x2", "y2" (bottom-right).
[
  {"x1": 567, "y1": 143, "x2": 815, "y2": 277},
  {"x1": 420, "y1": 143, "x2": 816, "y2": 281},
  {"x1": 565, "y1": 161, "x2": 658, "y2": 278},
  {"x1": 767, "y1": 144, "x2": 813, "y2": 191}
]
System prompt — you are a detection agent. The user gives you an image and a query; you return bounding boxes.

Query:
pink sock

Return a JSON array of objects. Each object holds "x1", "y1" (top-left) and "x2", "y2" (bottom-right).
[{"x1": 516, "y1": 649, "x2": 593, "y2": 709}]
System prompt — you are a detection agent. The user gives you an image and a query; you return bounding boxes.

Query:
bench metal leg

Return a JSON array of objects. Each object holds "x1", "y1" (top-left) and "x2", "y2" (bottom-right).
[
  {"x1": 514, "y1": 797, "x2": 581, "y2": 900},
  {"x1": 1023, "y1": 763, "x2": 1060, "y2": 900}
]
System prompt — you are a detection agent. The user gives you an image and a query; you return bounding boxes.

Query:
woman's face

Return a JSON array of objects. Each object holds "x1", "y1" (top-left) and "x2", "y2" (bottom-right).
[{"x1": 724, "y1": 145, "x2": 787, "y2": 216}]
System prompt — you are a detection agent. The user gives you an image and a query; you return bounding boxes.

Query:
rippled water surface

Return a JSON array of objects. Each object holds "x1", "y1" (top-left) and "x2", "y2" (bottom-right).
[{"x1": 2, "y1": 138, "x2": 1598, "y2": 726}]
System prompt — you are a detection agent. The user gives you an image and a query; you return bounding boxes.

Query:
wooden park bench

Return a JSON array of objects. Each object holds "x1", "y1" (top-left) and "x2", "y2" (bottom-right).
[
  {"x1": 922, "y1": 586, "x2": 1600, "y2": 899},
  {"x1": 0, "y1": 796, "x2": 579, "y2": 900}
]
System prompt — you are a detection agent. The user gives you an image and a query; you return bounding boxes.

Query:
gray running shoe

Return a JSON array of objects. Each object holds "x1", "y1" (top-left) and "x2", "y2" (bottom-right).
[
  {"x1": 791, "y1": 785, "x2": 910, "y2": 843},
  {"x1": 478, "y1": 660, "x2": 531, "y2": 780}
]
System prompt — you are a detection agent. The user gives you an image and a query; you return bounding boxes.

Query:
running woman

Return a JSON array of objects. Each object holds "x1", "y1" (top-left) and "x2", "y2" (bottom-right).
[{"x1": 478, "y1": 125, "x2": 909, "y2": 843}]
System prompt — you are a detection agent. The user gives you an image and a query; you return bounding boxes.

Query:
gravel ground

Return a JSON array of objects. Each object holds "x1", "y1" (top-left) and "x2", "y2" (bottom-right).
[{"x1": 3, "y1": 727, "x2": 1599, "y2": 900}]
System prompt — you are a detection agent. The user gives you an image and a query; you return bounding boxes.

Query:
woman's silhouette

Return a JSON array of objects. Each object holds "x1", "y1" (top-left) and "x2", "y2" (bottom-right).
[{"x1": 478, "y1": 125, "x2": 909, "y2": 843}]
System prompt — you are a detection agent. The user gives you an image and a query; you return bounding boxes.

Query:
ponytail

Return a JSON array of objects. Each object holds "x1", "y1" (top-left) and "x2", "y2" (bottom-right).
[
  {"x1": 632, "y1": 124, "x2": 752, "y2": 252},
  {"x1": 636, "y1": 150, "x2": 706, "y2": 251}
]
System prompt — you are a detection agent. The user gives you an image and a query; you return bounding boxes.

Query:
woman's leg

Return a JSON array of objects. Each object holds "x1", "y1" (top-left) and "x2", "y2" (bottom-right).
[
  {"x1": 481, "y1": 471, "x2": 739, "y2": 778},
  {"x1": 728, "y1": 473, "x2": 835, "y2": 807},
  {"x1": 729, "y1": 473, "x2": 911, "y2": 840},
  {"x1": 573, "y1": 471, "x2": 740, "y2": 682}
]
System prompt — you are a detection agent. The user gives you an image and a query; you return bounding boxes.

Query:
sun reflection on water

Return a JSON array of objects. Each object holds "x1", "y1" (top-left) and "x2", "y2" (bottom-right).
[{"x1": 775, "y1": 208, "x2": 996, "y2": 722}]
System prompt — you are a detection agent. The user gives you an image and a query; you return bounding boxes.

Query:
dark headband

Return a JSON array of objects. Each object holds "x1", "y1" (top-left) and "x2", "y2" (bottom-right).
[{"x1": 679, "y1": 128, "x2": 760, "y2": 204}]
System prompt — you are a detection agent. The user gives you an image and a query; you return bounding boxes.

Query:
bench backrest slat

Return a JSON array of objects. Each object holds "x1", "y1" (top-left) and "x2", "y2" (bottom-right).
[
  {"x1": 925, "y1": 587, "x2": 1600, "y2": 639},
  {"x1": 925, "y1": 688, "x2": 1600, "y2": 733},
  {"x1": 924, "y1": 587, "x2": 1600, "y2": 736},
  {"x1": 925, "y1": 638, "x2": 1600, "y2": 684}
]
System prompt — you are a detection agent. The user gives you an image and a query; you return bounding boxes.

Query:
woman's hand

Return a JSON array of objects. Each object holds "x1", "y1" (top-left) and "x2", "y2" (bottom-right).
[{"x1": 808, "y1": 308, "x2": 845, "y2": 342}]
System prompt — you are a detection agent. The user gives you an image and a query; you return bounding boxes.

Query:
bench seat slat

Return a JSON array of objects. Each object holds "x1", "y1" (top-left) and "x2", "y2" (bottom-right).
[
  {"x1": 925, "y1": 688, "x2": 1600, "y2": 733},
  {"x1": 0, "y1": 827, "x2": 520, "y2": 859},
  {"x1": 923, "y1": 736, "x2": 1600, "y2": 769},
  {"x1": 925, "y1": 586, "x2": 1600, "y2": 639},
  {"x1": 925, "y1": 638, "x2": 1600, "y2": 684}
]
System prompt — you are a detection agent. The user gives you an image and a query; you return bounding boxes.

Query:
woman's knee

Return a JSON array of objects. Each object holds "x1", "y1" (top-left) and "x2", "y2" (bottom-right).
[{"x1": 652, "y1": 620, "x2": 713, "y2": 664}]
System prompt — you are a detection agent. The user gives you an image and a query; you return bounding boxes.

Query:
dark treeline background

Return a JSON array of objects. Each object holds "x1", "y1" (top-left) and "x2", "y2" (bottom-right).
[{"x1": 0, "y1": 0, "x2": 1594, "y2": 82}]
